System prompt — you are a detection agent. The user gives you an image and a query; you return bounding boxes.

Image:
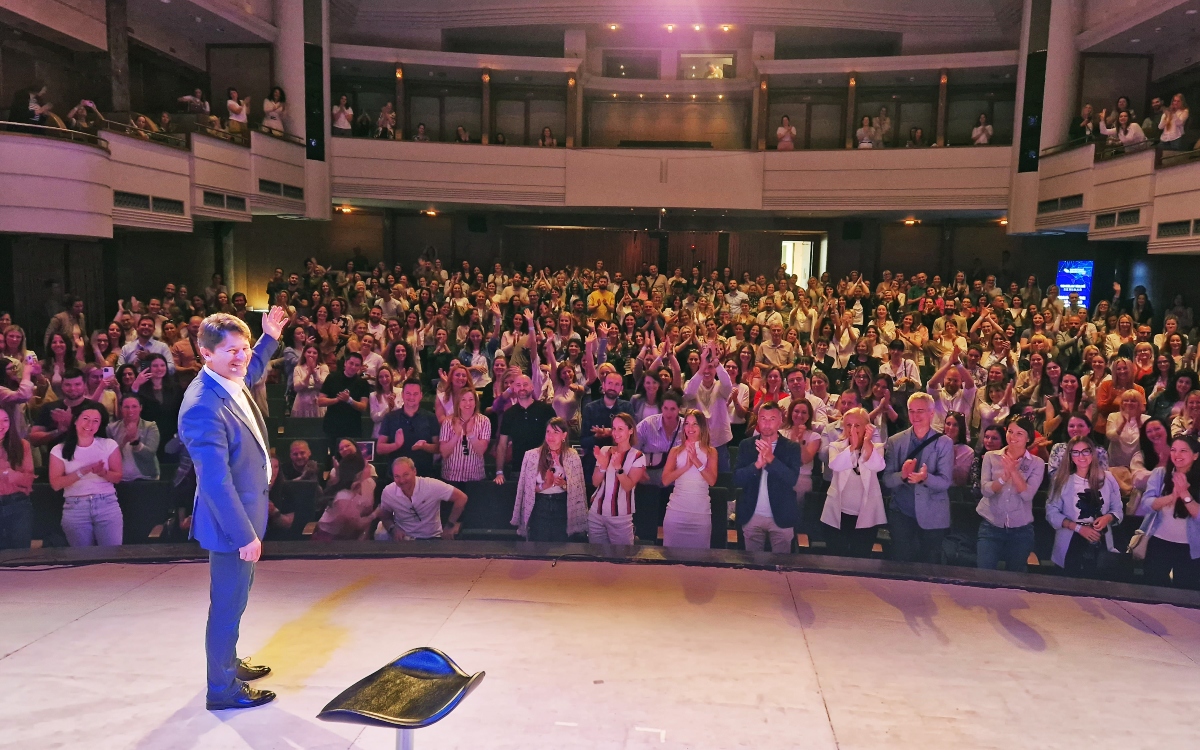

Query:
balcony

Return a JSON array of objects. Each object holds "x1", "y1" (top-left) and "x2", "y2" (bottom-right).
[
  {"x1": 331, "y1": 137, "x2": 1013, "y2": 212},
  {"x1": 0, "y1": 123, "x2": 112, "y2": 238},
  {"x1": 1036, "y1": 139, "x2": 1200, "y2": 252}
]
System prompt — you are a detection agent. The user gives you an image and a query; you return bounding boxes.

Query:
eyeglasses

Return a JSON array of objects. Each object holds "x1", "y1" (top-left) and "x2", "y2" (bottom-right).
[{"x1": 1069, "y1": 449, "x2": 1092, "y2": 457}]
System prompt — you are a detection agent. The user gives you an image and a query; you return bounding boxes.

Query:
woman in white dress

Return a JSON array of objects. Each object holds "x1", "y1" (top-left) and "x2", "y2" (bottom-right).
[
  {"x1": 660, "y1": 409, "x2": 719, "y2": 548},
  {"x1": 291, "y1": 345, "x2": 328, "y2": 418},
  {"x1": 776, "y1": 115, "x2": 797, "y2": 150}
]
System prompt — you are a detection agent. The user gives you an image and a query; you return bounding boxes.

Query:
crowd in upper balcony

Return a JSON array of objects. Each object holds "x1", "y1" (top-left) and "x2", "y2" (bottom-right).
[
  {"x1": 1070, "y1": 92, "x2": 1194, "y2": 152},
  {"x1": 4, "y1": 82, "x2": 292, "y2": 142}
]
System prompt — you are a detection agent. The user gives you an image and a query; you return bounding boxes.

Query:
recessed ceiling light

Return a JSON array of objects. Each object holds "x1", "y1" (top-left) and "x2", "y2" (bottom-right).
[
  {"x1": 665, "y1": 94, "x2": 670, "y2": 98},
  {"x1": 638, "y1": 93, "x2": 644, "y2": 98},
  {"x1": 693, "y1": 24, "x2": 701, "y2": 31},
  {"x1": 722, "y1": 25, "x2": 731, "y2": 32},
  {"x1": 1130, "y1": 38, "x2": 1141, "y2": 43},
  {"x1": 666, "y1": 24, "x2": 675, "y2": 31},
  {"x1": 691, "y1": 94, "x2": 696, "y2": 99},
  {"x1": 609, "y1": 24, "x2": 617, "y2": 30},
  {"x1": 718, "y1": 94, "x2": 723, "y2": 99}
]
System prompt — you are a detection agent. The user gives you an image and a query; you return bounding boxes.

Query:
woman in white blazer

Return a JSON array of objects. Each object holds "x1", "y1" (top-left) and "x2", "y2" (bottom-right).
[
  {"x1": 821, "y1": 407, "x2": 887, "y2": 557},
  {"x1": 1044, "y1": 436, "x2": 1123, "y2": 576}
]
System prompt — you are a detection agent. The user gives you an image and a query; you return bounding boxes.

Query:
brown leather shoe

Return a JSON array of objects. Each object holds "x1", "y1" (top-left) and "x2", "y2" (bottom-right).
[
  {"x1": 236, "y1": 658, "x2": 271, "y2": 682},
  {"x1": 206, "y1": 683, "x2": 276, "y2": 711}
]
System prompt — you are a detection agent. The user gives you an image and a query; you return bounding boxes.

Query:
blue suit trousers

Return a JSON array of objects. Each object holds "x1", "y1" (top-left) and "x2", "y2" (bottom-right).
[{"x1": 207, "y1": 550, "x2": 255, "y2": 699}]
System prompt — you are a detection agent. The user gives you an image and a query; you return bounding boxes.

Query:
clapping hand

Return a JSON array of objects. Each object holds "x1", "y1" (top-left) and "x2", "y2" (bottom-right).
[{"x1": 594, "y1": 445, "x2": 609, "y2": 469}]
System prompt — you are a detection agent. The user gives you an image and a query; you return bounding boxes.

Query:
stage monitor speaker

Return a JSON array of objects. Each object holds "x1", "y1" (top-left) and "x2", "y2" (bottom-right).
[
  {"x1": 842, "y1": 221, "x2": 863, "y2": 241},
  {"x1": 467, "y1": 215, "x2": 488, "y2": 233}
]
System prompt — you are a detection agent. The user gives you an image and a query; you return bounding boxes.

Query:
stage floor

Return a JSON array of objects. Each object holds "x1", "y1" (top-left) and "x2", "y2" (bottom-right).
[{"x1": 2, "y1": 558, "x2": 1200, "y2": 749}]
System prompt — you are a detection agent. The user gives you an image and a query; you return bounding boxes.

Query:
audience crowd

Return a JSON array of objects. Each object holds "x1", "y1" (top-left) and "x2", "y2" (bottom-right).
[
  {"x1": 1, "y1": 249, "x2": 1200, "y2": 588},
  {"x1": 1069, "y1": 92, "x2": 1196, "y2": 152}
]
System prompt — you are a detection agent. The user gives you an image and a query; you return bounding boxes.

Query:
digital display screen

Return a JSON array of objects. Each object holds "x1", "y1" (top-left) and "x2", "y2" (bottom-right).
[{"x1": 1056, "y1": 260, "x2": 1094, "y2": 311}]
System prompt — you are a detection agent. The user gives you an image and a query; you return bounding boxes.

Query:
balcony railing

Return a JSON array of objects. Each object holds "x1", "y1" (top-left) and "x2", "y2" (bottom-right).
[
  {"x1": 98, "y1": 114, "x2": 189, "y2": 150},
  {"x1": 0, "y1": 121, "x2": 109, "y2": 151}
]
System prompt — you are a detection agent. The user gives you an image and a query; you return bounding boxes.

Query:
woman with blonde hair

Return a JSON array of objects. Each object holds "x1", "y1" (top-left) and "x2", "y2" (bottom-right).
[
  {"x1": 821, "y1": 407, "x2": 887, "y2": 557},
  {"x1": 434, "y1": 361, "x2": 473, "y2": 422},
  {"x1": 660, "y1": 408, "x2": 719, "y2": 548},
  {"x1": 1094, "y1": 357, "x2": 1143, "y2": 433},
  {"x1": 438, "y1": 388, "x2": 491, "y2": 483},
  {"x1": 512, "y1": 417, "x2": 587, "y2": 542}
]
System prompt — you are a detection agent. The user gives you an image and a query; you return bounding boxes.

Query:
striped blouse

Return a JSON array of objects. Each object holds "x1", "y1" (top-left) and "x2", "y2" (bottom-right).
[
  {"x1": 439, "y1": 416, "x2": 492, "y2": 482},
  {"x1": 590, "y1": 447, "x2": 647, "y2": 517}
]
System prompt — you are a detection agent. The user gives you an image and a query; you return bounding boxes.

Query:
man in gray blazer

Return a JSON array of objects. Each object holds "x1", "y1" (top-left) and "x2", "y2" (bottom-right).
[
  {"x1": 178, "y1": 307, "x2": 287, "y2": 711},
  {"x1": 883, "y1": 391, "x2": 954, "y2": 564}
]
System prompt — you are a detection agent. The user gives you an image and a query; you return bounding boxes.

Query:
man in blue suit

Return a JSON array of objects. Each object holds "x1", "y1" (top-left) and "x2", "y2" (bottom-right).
[
  {"x1": 178, "y1": 307, "x2": 287, "y2": 711},
  {"x1": 734, "y1": 403, "x2": 802, "y2": 553}
]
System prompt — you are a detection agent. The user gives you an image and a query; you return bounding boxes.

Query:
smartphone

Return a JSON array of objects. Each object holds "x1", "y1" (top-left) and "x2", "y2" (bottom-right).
[
  {"x1": 102, "y1": 366, "x2": 115, "y2": 380},
  {"x1": 24, "y1": 353, "x2": 37, "y2": 366},
  {"x1": 356, "y1": 441, "x2": 376, "y2": 463}
]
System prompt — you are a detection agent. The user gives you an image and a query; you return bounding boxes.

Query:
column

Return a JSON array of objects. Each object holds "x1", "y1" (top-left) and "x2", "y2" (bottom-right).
[
  {"x1": 935, "y1": 69, "x2": 948, "y2": 147},
  {"x1": 752, "y1": 75, "x2": 769, "y2": 150},
  {"x1": 106, "y1": 0, "x2": 130, "y2": 112},
  {"x1": 273, "y1": 0, "x2": 305, "y2": 137},
  {"x1": 304, "y1": 0, "x2": 332, "y2": 221},
  {"x1": 1040, "y1": 0, "x2": 1084, "y2": 149},
  {"x1": 844, "y1": 74, "x2": 857, "y2": 149},
  {"x1": 565, "y1": 76, "x2": 578, "y2": 147},
  {"x1": 395, "y1": 65, "x2": 405, "y2": 140},
  {"x1": 480, "y1": 70, "x2": 491, "y2": 145}
]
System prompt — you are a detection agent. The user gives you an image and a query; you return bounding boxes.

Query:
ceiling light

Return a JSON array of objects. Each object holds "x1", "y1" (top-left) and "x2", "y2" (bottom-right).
[
  {"x1": 665, "y1": 94, "x2": 670, "y2": 99},
  {"x1": 718, "y1": 94, "x2": 723, "y2": 99},
  {"x1": 639, "y1": 93, "x2": 644, "y2": 98},
  {"x1": 612, "y1": 93, "x2": 617, "y2": 98},
  {"x1": 1130, "y1": 38, "x2": 1140, "y2": 43},
  {"x1": 722, "y1": 25, "x2": 731, "y2": 32},
  {"x1": 693, "y1": 24, "x2": 702, "y2": 31},
  {"x1": 194, "y1": 15, "x2": 202, "y2": 22},
  {"x1": 609, "y1": 24, "x2": 618, "y2": 30},
  {"x1": 421, "y1": 209, "x2": 437, "y2": 217},
  {"x1": 691, "y1": 94, "x2": 696, "y2": 99},
  {"x1": 666, "y1": 24, "x2": 675, "y2": 32},
  {"x1": 903, "y1": 219, "x2": 919, "y2": 226}
]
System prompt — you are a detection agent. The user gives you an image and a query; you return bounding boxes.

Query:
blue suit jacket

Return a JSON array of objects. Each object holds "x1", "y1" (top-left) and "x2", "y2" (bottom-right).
[
  {"x1": 733, "y1": 435, "x2": 802, "y2": 529},
  {"x1": 177, "y1": 334, "x2": 276, "y2": 552}
]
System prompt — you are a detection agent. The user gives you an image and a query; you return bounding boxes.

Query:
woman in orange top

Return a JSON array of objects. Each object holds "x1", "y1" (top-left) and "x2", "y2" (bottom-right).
[{"x1": 1093, "y1": 357, "x2": 1145, "y2": 433}]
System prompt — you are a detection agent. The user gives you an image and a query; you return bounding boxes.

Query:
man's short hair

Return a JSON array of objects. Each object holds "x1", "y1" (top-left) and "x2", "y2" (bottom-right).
[
  {"x1": 392, "y1": 456, "x2": 416, "y2": 473},
  {"x1": 888, "y1": 339, "x2": 906, "y2": 351},
  {"x1": 661, "y1": 389, "x2": 684, "y2": 408},
  {"x1": 62, "y1": 367, "x2": 84, "y2": 383},
  {"x1": 907, "y1": 391, "x2": 935, "y2": 409},
  {"x1": 343, "y1": 351, "x2": 363, "y2": 363},
  {"x1": 198, "y1": 313, "x2": 251, "y2": 351},
  {"x1": 758, "y1": 402, "x2": 782, "y2": 415},
  {"x1": 290, "y1": 440, "x2": 310, "y2": 453},
  {"x1": 401, "y1": 378, "x2": 423, "y2": 391}
]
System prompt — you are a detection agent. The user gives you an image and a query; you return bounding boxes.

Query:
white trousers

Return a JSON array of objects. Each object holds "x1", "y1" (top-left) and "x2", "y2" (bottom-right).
[{"x1": 587, "y1": 513, "x2": 635, "y2": 546}]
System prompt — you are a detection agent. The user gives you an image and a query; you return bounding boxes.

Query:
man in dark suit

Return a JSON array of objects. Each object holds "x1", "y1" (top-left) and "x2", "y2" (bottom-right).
[
  {"x1": 178, "y1": 307, "x2": 287, "y2": 711},
  {"x1": 733, "y1": 403, "x2": 802, "y2": 553}
]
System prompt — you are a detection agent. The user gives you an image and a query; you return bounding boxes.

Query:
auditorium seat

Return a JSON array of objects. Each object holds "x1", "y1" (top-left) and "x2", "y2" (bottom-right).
[
  {"x1": 116, "y1": 481, "x2": 174, "y2": 543},
  {"x1": 278, "y1": 418, "x2": 326, "y2": 438}
]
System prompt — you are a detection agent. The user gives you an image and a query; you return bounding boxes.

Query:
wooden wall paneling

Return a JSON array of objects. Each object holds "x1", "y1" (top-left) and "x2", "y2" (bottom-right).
[
  {"x1": 67, "y1": 241, "x2": 105, "y2": 338},
  {"x1": 666, "y1": 231, "x2": 719, "y2": 276}
]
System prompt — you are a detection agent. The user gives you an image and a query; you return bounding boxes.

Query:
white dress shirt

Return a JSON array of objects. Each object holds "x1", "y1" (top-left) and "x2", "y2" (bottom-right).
[{"x1": 204, "y1": 365, "x2": 271, "y2": 481}]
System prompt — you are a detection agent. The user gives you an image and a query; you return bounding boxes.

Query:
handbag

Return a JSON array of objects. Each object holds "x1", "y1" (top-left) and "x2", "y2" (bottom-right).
[{"x1": 1126, "y1": 514, "x2": 1155, "y2": 561}]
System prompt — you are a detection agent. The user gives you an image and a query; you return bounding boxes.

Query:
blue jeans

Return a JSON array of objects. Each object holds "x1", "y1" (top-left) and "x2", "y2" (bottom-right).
[
  {"x1": 207, "y1": 550, "x2": 256, "y2": 700},
  {"x1": 61, "y1": 493, "x2": 123, "y2": 547},
  {"x1": 0, "y1": 493, "x2": 32, "y2": 550},
  {"x1": 976, "y1": 520, "x2": 1035, "y2": 572}
]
